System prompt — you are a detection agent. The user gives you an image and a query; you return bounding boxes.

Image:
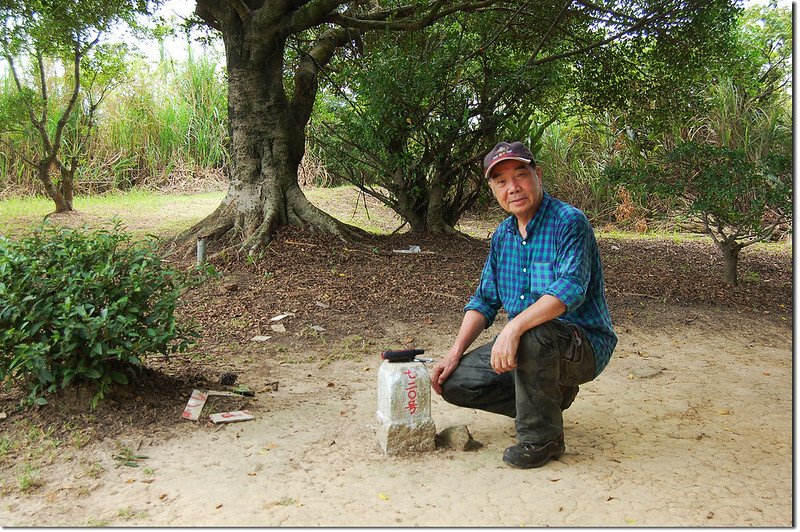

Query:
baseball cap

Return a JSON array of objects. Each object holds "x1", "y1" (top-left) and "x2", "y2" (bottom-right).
[{"x1": 483, "y1": 141, "x2": 535, "y2": 178}]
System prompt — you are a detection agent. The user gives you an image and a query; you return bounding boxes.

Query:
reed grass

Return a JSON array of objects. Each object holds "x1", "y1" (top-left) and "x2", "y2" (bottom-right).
[{"x1": 0, "y1": 46, "x2": 229, "y2": 197}]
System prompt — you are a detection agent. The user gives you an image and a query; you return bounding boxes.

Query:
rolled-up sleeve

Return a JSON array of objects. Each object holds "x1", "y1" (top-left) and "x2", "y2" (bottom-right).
[
  {"x1": 543, "y1": 213, "x2": 592, "y2": 313},
  {"x1": 464, "y1": 233, "x2": 502, "y2": 327}
]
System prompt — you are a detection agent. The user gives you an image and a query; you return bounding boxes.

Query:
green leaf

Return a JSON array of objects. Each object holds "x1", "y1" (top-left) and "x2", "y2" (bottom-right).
[{"x1": 110, "y1": 371, "x2": 128, "y2": 385}]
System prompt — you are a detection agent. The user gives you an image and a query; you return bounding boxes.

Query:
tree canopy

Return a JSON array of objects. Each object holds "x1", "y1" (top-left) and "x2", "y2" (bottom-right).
[{"x1": 310, "y1": 0, "x2": 740, "y2": 232}]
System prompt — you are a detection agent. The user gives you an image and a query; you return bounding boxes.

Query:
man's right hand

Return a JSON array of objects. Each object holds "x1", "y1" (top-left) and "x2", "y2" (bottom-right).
[{"x1": 430, "y1": 352, "x2": 461, "y2": 395}]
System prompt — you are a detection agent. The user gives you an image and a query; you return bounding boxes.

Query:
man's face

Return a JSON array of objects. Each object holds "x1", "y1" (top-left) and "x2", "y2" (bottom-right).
[{"x1": 487, "y1": 159, "x2": 543, "y2": 221}]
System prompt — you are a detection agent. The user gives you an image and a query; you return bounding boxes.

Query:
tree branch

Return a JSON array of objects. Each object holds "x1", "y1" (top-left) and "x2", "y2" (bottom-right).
[
  {"x1": 290, "y1": 0, "x2": 346, "y2": 33},
  {"x1": 740, "y1": 216, "x2": 785, "y2": 247},
  {"x1": 223, "y1": 0, "x2": 254, "y2": 24},
  {"x1": 51, "y1": 42, "x2": 84, "y2": 160},
  {"x1": 0, "y1": 138, "x2": 37, "y2": 168},
  {"x1": 291, "y1": 26, "x2": 356, "y2": 128},
  {"x1": 483, "y1": 0, "x2": 570, "y2": 110},
  {"x1": 701, "y1": 212, "x2": 721, "y2": 246},
  {"x1": 530, "y1": 9, "x2": 668, "y2": 67},
  {"x1": 3, "y1": 54, "x2": 44, "y2": 136},
  {"x1": 326, "y1": 0, "x2": 495, "y2": 32},
  {"x1": 572, "y1": 0, "x2": 638, "y2": 23}
]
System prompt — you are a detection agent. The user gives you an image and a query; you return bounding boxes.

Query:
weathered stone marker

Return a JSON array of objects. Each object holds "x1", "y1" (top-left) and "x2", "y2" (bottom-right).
[{"x1": 376, "y1": 360, "x2": 436, "y2": 454}]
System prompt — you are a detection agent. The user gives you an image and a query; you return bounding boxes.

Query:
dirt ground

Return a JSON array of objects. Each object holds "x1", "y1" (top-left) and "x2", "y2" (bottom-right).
[{"x1": 0, "y1": 224, "x2": 792, "y2": 526}]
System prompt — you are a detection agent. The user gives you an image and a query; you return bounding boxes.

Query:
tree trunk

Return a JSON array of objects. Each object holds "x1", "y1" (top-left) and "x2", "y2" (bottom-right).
[
  {"x1": 424, "y1": 184, "x2": 458, "y2": 234},
  {"x1": 38, "y1": 161, "x2": 72, "y2": 212},
  {"x1": 60, "y1": 166, "x2": 75, "y2": 208},
  {"x1": 176, "y1": 39, "x2": 364, "y2": 254},
  {"x1": 391, "y1": 186, "x2": 457, "y2": 234},
  {"x1": 720, "y1": 242, "x2": 742, "y2": 286}
]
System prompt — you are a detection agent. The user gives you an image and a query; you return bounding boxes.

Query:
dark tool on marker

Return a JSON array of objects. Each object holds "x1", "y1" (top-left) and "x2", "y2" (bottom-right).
[{"x1": 381, "y1": 348, "x2": 426, "y2": 362}]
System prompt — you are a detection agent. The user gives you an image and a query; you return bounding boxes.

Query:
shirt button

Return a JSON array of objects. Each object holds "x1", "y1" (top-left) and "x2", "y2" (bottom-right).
[
  {"x1": 522, "y1": 268, "x2": 527, "y2": 273},
  {"x1": 520, "y1": 295, "x2": 525, "y2": 300},
  {"x1": 522, "y1": 241, "x2": 527, "y2": 245}
]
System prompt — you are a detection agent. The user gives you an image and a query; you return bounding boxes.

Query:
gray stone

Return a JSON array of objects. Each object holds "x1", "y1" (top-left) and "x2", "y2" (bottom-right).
[
  {"x1": 376, "y1": 361, "x2": 435, "y2": 455},
  {"x1": 435, "y1": 425, "x2": 483, "y2": 451}
]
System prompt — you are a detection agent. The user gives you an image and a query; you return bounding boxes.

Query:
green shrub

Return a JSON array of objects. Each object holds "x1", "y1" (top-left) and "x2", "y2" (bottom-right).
[{"x1": 0, "y1": 223, "x2": 200, "y2": 406}]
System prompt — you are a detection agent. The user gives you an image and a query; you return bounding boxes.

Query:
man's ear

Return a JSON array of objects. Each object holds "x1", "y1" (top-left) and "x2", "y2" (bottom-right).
[{"x1": 534, "y1": 165, "x2": 543, "y2": 182}]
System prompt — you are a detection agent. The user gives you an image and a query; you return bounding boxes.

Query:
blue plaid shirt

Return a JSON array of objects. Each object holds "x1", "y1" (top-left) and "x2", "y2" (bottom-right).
[{"x1": 465, "y1": 192, "x2": 616, "y2": 376}]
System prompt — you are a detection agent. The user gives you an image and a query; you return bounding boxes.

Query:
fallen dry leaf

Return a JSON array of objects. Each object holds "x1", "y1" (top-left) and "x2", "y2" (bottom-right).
[{"x1": 378, "y1": 493, "x2": 389, "y2": 501}]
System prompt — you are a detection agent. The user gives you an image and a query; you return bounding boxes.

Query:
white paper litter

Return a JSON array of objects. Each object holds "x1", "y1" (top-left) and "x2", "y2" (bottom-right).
[
  {"x1": 209, "y1": 410, "x2": 254, "y2": 424},
  {"x1": 393, "y1": 245, "x2": 421, "y2": 254},
  {"x1": 181, "y1": 389, "x2": 208, "y2": 421}
]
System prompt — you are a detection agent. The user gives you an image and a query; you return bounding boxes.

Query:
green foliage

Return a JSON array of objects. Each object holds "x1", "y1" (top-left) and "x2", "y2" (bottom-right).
[
  {"x1": 574, "y1": 0, "x2": 740, "y2": 144},
  {"x1": 313, "y1": 12, "x2": 566, "y2": 230},
  {"x1": 312, "y1": 1, "x2": 746, "y2": 232},
  {"x1": 536, "y1": 114, "x2": 627, "y2": 221},
  {"x1": 0, "y1": 223, "x2": 200, "y2": 407},
  {"x1": 0, "y1": 47, "x2": 229, "y2": 196},
  {"x1": 96, "y1": 48, "x2": 229, "y2": 188},
  {"x1": 608, "y1": 141, "x2": 791, "y2": 237},
  {"x1": 728, "y1": 2, "x2": 792, "y2": 101},
  {"x1": 0, "y1": 0, "x2": 153, "y2": 209}
]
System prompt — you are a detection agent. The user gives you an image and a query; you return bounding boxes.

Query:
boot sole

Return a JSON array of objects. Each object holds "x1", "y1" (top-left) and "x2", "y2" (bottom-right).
[{"x1": 502, "y1": 447, "x2": 565, "y2": 469}]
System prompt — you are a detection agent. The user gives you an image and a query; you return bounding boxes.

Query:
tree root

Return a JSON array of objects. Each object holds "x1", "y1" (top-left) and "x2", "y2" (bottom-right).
[{"x1": 169, "y1": 189, "x2": 369, "y2": 260}]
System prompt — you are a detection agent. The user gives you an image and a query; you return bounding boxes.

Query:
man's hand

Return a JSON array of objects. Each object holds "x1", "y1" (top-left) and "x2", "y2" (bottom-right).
[
  {"x1": 432, "y1": 310, "x2": 487, "y2": 395},
  {"x1": 430, "y1": 350, "x2": 461, "y2": 395},
  {"x1": 491, "y1": 323, "x2": 521, "y2": 373}
]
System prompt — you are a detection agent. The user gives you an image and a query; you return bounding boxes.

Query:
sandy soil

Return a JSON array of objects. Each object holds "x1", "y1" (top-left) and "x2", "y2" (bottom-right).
[{"x1": 0, "y1": 306, "x2": 791, "y2": 527}]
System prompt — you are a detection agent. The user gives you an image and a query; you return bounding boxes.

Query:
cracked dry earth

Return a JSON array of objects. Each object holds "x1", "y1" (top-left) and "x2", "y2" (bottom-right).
[{"x1": 0, "y1": 229, "x2": 792, "y2": 526}]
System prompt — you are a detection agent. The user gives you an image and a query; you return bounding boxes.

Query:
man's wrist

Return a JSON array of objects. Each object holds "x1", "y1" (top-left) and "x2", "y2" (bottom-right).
[
  {"x1": 504, "y1": 319, "x2": 525, "y2": 338},
  {"x1": 447, "y1": 347, "x2": 465, "y2": 361}
]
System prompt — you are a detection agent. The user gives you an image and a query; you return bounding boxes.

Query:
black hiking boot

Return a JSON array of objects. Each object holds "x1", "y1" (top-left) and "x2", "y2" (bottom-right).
[
  {"x1": 560, "y1": 385, "x2": 579, "y2": 410},
  {"x1": 502, "y1": 434, "x2": 565, "y2": 469}
]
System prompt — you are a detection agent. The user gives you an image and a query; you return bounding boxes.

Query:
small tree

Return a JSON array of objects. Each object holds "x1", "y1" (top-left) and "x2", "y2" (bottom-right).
[
  {"x1": 608, "y1": 142, "x2": 791, "y2": 286},
  {"x1": 0, "y1": 0, "x2": 143, "y2": 212}
]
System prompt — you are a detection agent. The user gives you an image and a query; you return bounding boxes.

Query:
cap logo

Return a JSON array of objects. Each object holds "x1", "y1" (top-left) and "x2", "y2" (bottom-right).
[{"x1": 492, "y1": 146, "x2": 511, "y2": 160}]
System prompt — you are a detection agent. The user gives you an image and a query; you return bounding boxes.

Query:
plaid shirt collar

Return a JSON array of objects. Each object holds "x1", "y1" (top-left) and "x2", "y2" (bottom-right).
[{"x1": 503, "y1": 192, "x2": 553, "y2": 237}]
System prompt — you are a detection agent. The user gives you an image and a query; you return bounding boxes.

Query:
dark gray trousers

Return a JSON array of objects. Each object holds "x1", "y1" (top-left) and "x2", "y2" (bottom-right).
[{"x1": 440, "y1": 319, "x2": 596, "y2": 443}]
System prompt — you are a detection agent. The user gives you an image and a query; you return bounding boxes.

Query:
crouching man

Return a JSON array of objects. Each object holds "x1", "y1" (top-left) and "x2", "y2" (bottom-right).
[{"x1": 431, "y1": 141, "x2": 617, "y2": 469}]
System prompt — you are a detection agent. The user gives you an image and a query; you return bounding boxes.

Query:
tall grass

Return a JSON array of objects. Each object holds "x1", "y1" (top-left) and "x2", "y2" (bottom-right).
[
  {"x1": 0, "y1": 46, "x2": 229, "y2": 198},
  {"x1": 688, "y1": 77, "x2": 792, "y2": 162},
  {"x1": 536, "y1": 114, "x2": 627, "y2": 223}
]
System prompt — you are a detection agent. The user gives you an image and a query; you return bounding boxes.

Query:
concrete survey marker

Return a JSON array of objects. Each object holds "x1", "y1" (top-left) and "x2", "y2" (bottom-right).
[{"x1": 376, "y1": 360, "x2": 436, "y2": 454}]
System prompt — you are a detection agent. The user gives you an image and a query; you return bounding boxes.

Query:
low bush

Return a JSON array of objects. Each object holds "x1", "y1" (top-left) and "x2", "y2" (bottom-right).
[{"x1": 0, "y1": 223, "x2": 200, "y2": 406}]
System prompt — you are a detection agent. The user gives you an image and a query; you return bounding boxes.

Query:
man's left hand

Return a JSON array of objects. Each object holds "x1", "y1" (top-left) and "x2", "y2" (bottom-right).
[{"x1": 491, "y1": 325, "x2": 521, "y2": 373}]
